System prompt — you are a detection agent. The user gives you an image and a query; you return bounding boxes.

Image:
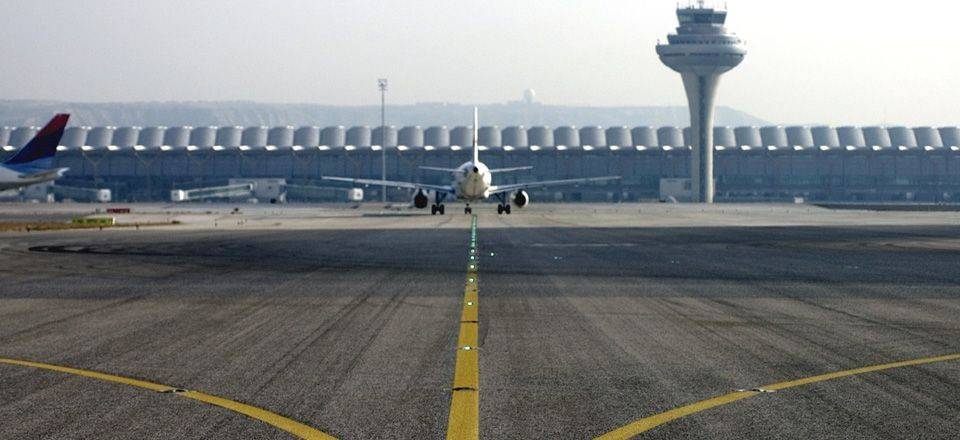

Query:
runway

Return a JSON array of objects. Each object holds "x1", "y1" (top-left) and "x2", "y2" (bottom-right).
[{"x1": 0, "y1": 204, "x2": 958, "y2": 439}]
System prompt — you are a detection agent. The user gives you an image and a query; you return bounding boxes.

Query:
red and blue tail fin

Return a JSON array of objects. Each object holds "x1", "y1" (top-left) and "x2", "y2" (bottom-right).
[{"x1": 5, "y1": 114, "x2": 70, "y2": 167}]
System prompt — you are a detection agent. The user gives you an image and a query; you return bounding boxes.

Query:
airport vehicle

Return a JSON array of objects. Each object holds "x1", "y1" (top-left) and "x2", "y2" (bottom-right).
[
  {"x1": 0, "y1": 114, "x2": 71, "y2": 190},
  {"x1": 323, "y1": 109, "x2": 620, "y2": 214}
]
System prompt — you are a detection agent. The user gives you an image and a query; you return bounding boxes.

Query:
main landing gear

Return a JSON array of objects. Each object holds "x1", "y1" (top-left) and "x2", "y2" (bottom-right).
[
  {"x1": 431, "y1": 192, "x2": 448, "y2": 215},
  {"x1": 494, "y1": 193, "x2": 512, "y2": 215}
]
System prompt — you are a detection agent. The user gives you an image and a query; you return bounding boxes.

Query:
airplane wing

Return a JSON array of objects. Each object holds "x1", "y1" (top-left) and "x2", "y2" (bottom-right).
[
  {"x1": 419, "y1": 166, "x2": 460, "y2": 173},
  {"x1": 489, "y1": 166, "x2": 533, "y2": 173},
  {"x1": 489, "y1": 176, "x2": 621, "y2": 195},
  {"x1": 322, "y1": 176, "x2": 454, "y2": 194}
]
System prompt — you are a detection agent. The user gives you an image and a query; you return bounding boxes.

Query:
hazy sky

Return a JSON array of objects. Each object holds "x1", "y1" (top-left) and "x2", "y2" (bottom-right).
[{"x1": 1, "y1": 0, "x2": 958, "y2": 126}]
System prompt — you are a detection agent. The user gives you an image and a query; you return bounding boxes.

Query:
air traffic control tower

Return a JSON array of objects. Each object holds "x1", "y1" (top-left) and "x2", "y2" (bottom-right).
[{"x1": 657, "y1": 1, "x2": 746, "y2": 203}]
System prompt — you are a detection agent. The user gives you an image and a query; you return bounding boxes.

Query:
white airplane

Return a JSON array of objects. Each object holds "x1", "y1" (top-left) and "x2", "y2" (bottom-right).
[
  {"x1": 0, "y1": 114, "x2": 71, "y2": 191},
  {"x1": 323, "y1": 109, "x2": 620, "y2": 214}
]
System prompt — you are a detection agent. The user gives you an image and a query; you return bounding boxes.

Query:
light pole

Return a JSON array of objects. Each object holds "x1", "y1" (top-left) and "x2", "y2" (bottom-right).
[{"x1": 378, "y1": 78, "x2": 388, "y2": 203}]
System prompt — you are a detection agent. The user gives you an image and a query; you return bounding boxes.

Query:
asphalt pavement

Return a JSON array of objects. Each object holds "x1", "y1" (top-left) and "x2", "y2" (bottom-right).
[{"x1": 0, "y1": 204, "x2": 958, "y2": 439}]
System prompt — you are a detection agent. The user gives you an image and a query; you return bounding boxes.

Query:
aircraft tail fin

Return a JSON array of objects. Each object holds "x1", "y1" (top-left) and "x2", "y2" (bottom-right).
[
  {"x1": 5, "y1": 114, "x2": 70, "y2": 167},
  {"x1": 472, "y1": 107, "x2": 479, "y2": 164}
]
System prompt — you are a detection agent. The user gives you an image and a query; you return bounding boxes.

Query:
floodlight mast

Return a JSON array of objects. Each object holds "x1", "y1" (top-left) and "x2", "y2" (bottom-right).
[{"x1": 378, "y1": 78, "x2": 388, "y2": 203}]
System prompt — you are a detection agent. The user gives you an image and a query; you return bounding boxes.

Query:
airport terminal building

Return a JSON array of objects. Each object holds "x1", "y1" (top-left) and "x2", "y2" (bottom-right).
[{"x1": 2, "y1": 124, "x2": 959, "y2": 203}]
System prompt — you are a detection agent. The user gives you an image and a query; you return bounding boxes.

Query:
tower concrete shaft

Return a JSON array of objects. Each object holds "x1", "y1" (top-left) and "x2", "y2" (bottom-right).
[
  {"x1": 657, "y1": 4, "x2": 746, "y2": 203},
  {"x1": 683, "y1": 72, "x2": 721, "y2": 203}
]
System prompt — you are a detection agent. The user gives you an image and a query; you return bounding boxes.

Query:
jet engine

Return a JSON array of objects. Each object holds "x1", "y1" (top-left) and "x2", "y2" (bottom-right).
[
  {"x1": 513, "y1": 190, "x2": 529, "y2": 208},
  {"x1": 413, "y1": 189, "x2": 429, "y2": 209}
]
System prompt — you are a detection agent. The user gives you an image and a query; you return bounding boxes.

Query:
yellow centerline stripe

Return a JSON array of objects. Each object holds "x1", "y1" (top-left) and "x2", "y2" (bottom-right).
[
  {"x1": 0, "y1": 357, "x2": 336, "y2": 440},
  {"x1": 595, "y1": 352, "x2": 960, "y2": 440},
  {"x1": 447, "y1": 214, "x2": 480, "y2": 440}
]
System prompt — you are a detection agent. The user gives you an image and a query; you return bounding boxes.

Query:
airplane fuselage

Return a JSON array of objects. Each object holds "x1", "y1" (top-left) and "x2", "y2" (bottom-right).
[{"x1": 452, "y1": 161, "x2": 492, "y2": 201}]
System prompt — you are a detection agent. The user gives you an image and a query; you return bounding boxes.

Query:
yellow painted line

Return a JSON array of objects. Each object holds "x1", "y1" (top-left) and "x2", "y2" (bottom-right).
[
  {"x1": 0, "y1": 357, "x2": 336, "y2": 440},
  {"x1": 0, "y1": 358, "x2": 176, "y2": 393},
  {"x1": 458, "y1": 322, "x2": 479, "y2": 348},
  {"x1": 595, "y1": 391, "x2": 758, "y2": 440},
  {"x1": 762, "y1": 353, "x2": 960, "y2": 391},
  {"x1": 595, "y1": 352, "x2": 960, "y2": 440},
  {"x1": 447, "y1": 214, "x2": 480, "y2": 440},
  {"x1": 452, "y1": 348, "x2": 480, "y2": 390},
  {"x1": 460, "y1": 302, "x2": 479, "y2": 323},
  {"x1": 181, "y1": 391, "x2": 334, "y2": 439},
  {"x1": 448, "y1": 390, "x2": 479, "y2": 439}
]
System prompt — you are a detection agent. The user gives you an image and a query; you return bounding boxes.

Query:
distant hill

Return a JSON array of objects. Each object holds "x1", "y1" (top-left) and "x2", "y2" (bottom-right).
[{"x1": 0, "y1": 100, "x2": 769, "y2": 128}]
